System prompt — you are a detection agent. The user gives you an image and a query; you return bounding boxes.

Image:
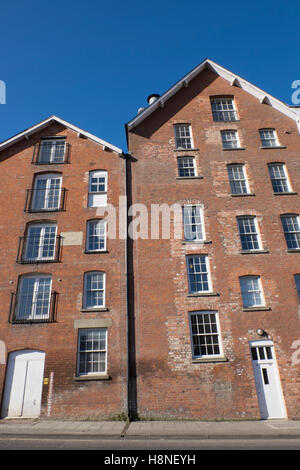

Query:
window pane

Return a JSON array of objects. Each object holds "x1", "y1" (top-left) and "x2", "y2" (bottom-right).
[
  {"x1": 281, "y1": 215, "x2": 300, "y2": 249},
  {"x1": 259, "y1": 129, "x2": 277, "y2": 147},
  {"x1": 240, "y1": 276, "x2": 263, "y2": 308},
  {"x1": 187, "y1": 256, "x2": 210, "y2": 292},
  {"x1": 227, "y1": 165, "x2": 248, "y2": 194},
  {"x1": 211, "y1": 98, "x2": 237, "y2": 122},
  {"x1": 78, "y1": 329, "x2": 107, "y2": 375},
  {"x1": 174, "y1": 125, "x2": 192, "y2": 149},
  {"x1": 268, "y1": 164, "x2": 289, "y2": 193},
  {"x1": 177, "y1": 157, "x2": 195, "y2": 177},
  {"x1": 183, "y1": 206, "x2": 204, "y2": 241},
  {"x1": 16, "y1": 276, "x2": 51, "y2": 320},
  {"x1": 237, "y1": 217, "x2": 260, "y2": 251},
  {"x1": 39, "y1": 140, "x2": 66, "y2": 163},
  {"x1": 87, "y1": 220, "x2": 106, "y2": 251},
  {"x1": 84, "y1": 272, "x2": 105, "y2": 308},
  {"x1": 25, "y1": 225, "x2": 57, "y2": 260},
  {"x1": 33, "y1": 176, "x2": 62, "y2": 210},
  {"x1": 190, "y1": 312, "x2": 220, "y2": 357},
  {"x1": 221, "y1": 130, "x2": 239, "y2": 149}
]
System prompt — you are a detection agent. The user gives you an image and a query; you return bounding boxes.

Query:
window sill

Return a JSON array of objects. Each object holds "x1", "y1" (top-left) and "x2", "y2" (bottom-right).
[
  {"x1": 243, "y1": 306, "x2": 271, "y2": 311},
  {"x1": 287, "y1": 249, "x2": 300, "y2": 253},
  {"x1": 182, "y1": 240, "x2": 212, "y2": 245},
  {"x1": 230, "y1": 193, "x2": 255, "y2": 197},
  {"x1": 222, "y1": 147, "x2": 245, "y2": 151},
  {"x1": 260, "y1": 146, "x2": 286, "y2": 149},
  {"x1": 188, "y1": 292, "x2": 219, "y2": 297},
  {"x1": 80, "y1": 308, "x2": 109, "y2": 312},
  {"x1": 273, "y1": 192, "x2": 297, "y2": 196},
  {"x1": 192, "y1": 357, "x2": 228, "y2": 363},
  {"x1": 73, "y1": 374, "x2": 111, "y2": 381},
  {"x1": 213, "y1": 119, "x2": 240, "y2": 123},
  {"x1": 32, "y1": 162, "x2": 69, "y2": 165},
  {"x1": 176, "y1": 176, "x2": 203, "y2": 180},
  {"x1": 240, "y1": 250, "x2": 269, "y2": 255},
  {"x1": 174, "y1": 148, "x2": 199, "y2": 152},
  {"x1": 18, "y1": 259, "x2": 60, "y2": 264},
  {"x1": 84, "y1": 250, "x2": 109, "y2": 254}
]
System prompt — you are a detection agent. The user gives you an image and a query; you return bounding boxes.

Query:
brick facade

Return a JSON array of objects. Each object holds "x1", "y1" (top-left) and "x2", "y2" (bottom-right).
[
  {"x1": 1, "y1": 60, "x2": 300, "y2": 421},
  {"x1": 0, "y1": 121, "x2": 127, "y2": 419},
  {"x1": 126, "y1": 67, "x2": 300, "y2": 419}
]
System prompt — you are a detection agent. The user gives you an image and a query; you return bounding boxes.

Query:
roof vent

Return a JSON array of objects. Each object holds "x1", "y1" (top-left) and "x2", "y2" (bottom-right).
[
  {"x1": 137, "y1": 107, "x2": 145, "y2": 114},
  {"x1": 147, "y1": 94, "x2": 160, "y2": 105}
]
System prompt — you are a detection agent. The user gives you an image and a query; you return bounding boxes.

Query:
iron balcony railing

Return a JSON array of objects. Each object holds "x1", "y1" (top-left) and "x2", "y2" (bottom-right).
[
  {"x1": 9, "y1": 291, "x2": 59, "y2": 324},
  {"x1": 16, "y1": 235, "x2": 63, "y2": 264},
  {"x1": 31, "y1": 142, "x2": 71, "y2": 165},
  {"x1": 24, "y1": 188, "x2": 67, "y2": 212}
]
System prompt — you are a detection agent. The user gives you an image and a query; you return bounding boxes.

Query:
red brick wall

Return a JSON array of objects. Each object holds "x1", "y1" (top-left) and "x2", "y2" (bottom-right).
[
  {"x1": 0, "y1": 123, "x2": 127, "y2": 419},
  {"x1": 128, "y1": 70, "x2": 300, "y2": 419}
]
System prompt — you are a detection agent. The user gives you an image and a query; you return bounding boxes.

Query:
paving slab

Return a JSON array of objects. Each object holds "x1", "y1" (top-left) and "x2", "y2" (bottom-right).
[
  {"x1": 1, "y1": 418, "x2": 300, "y2": 439},
  {"x1": 126, "y1": 420, "x2": 300, "y2": 439},
  {"x1": 0, "y1": 419, "x2": 125, "y2": 436}
]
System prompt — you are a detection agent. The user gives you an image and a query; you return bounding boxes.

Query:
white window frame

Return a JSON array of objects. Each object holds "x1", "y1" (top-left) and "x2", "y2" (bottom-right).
[
  {"x1": 177, "y1": 156, "x2": 196, "y2": 177},
  {"x1": 237, "y1": 216, "x2": 261, "y2": 252},
  {"x1": 182, "y1": 205, "x2": 205, "y2": 242},
  {"x1": 221, "y1": 130, "x2": 240, "y2": 149},
  {"x1": 16, "y1": 275, "x2": 52, "y2": 321},
  {"x1": 174, "y1": 124, "x2": 193, "y2": 149},
  {"x1": 24, "y1": 223, "x2": 57, "y2": 261},
  {"x1": 211, "y1": 97, "x2": 238, "y2": 122},
  {"x1": 88, "y1": 170, "x2": 108, "y2": 207},
  {"x1": 268, "y1": 163, "x2": 292, "y2": 193},
  {"x1": 32, "y1": 173, "x2": 62, "y2": 211},
  {"x1": 77, "y1": 328, "x2": 107, "y2": 376},
  {"x1": 83, "y1": 271, "x2": 106, "y2": 309},
  {"x1": 227, "y1": 164, "x2": 249, "y2": 195},
  {"x1": 259, "y1": 129, "x2": 279, "y2": 148},
  {"x1": 86, "y1": 219, "x2": 107, "y2": 252},
  {"x1": 281, "y1": 214, "x2": 300, "y2": 250},
  {"x1": 239, "y1": 275, "x2": 265, "y2": 309},
  {"x1": 189, "y1": 311, "x2": 223, "y2": 359},
  {"x1": 186, "y1": 255, "x2": 212, "y2": 294},
  {"x1": 38, "y1": 139, "x2": 66, "y2": 164}
]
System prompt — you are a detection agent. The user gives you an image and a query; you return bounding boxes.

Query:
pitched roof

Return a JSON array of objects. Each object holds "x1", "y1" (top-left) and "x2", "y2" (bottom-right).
[
  {"x1": 0, "y1": 115, "x2": 123, "y2": 154},
  {"x1": 126, "y1": 58, "x2": 300, "y2": 133}
]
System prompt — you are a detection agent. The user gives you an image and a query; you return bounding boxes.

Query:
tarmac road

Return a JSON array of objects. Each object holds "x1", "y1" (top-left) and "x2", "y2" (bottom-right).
[{"x1": 1, "y1": 436, "x2": 300, "y2": 450}]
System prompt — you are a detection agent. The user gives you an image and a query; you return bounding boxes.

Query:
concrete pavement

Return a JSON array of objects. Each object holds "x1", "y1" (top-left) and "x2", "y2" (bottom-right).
[{"x1": 1, "y1": 418, "x2": 300, "y2": 440}]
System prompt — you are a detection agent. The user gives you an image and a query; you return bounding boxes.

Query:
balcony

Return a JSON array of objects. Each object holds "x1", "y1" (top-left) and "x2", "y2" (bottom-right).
[
  {"x1": 24, "y1": 188, "x2": 67, "y2": 213},
  {"x1": 16, "y1": 235, "x2": 63, "y2": 264},
  {"x1": 32, "y1": 142, "x2": 70, "y2": 165},
  {"x1": 9, "y1": 292, "x2": 59, "y2": 324}
]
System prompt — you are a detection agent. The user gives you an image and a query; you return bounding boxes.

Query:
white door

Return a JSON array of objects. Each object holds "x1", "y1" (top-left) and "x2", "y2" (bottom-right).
[
  {"x1": 1, "y1": 350, "x2": 45, "y2": 418},
  {"x1": 250, "y1": 341, "x2": 286, "y2": 419}
]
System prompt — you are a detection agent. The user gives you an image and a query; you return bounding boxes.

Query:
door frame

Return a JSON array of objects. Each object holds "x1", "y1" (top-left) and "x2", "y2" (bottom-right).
[
  {"x1": 1, "y1": 349, "x2": 45, "y2": 418},
  {"x1": 249, "y1": 339, "x2": 287, "y2": 419}
]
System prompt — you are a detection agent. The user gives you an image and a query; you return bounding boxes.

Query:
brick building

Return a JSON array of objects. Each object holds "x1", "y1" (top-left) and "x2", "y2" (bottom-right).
[
  {"x1": 0, "y1": 116, "x2": 128, "y2": 419},
  {"x1": 1, "y1": 59, "x2": 300, "y2": 421},
  {"x1": 126, "y1": 59, "x2": 300, "y2": 420}
]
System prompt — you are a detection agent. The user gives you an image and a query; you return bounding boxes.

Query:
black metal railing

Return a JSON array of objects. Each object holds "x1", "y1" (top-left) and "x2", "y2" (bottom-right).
[
  {"x1": 24, "y1": 188, "x2": 67, "y2": 212},
  {"x1": 32, "y1": 143, "x2": 70, "y2": 164},
  {"x1": 16, "y1": 235, "x2": 63, "y2": 264},
  {"x1": 9, "y1": 292, "x2": 59, "y2": 324}
]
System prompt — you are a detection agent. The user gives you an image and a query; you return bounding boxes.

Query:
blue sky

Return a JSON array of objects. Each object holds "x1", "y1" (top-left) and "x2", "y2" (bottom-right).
[{"x1": 0, "y1": 0, "x2": 299, "y2": 151}]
